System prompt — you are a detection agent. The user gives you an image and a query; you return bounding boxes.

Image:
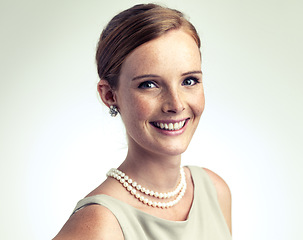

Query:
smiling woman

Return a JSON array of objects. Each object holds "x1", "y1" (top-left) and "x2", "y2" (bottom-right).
[{"x1": 53, "y1": 3, "x2": 232, "y2": 240}]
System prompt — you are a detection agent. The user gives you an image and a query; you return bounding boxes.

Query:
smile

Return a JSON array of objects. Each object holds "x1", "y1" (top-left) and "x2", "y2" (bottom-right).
[{"x1": 151, "y1": 120, "x2": 187, "y2": 131}]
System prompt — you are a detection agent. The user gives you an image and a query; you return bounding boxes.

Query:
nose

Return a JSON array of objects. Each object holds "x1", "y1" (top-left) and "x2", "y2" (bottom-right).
[{"x1": 161, "y1": 89, "x2": 185, "y2": 114}]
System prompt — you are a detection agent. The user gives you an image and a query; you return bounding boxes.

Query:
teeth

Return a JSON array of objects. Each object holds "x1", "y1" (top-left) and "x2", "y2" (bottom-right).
[{"x1": 155, "y1": 120, "x2": 186, "y2": 131}]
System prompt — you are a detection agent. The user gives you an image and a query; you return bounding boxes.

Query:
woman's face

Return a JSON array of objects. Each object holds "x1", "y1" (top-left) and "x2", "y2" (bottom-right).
[{"x1": 115, "y1": 29, "x2": 205, "y2": 157}]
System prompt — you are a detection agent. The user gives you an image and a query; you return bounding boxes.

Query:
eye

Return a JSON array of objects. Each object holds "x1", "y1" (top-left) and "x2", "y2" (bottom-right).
[
  {"x1": 182, "y1": 77, "x2": 200, "y2": 86},
  {"x1": 138, "y1": 81, "x2": 157, "y2": 89}
]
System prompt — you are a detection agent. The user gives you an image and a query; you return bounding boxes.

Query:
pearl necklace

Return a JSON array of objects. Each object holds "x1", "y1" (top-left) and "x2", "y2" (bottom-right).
[{"x1": 106, "y1": 167, "x2": 187, "y2": 208}]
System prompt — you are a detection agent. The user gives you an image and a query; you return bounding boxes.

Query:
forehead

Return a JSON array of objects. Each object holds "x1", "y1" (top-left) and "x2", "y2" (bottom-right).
[{"x1": 120, "y1": 29, "x2": 201, "y2": 78}]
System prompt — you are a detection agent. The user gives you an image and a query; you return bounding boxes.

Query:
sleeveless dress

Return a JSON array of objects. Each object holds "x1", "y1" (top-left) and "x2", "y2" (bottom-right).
[{"x1": 72, "y1": 166, "x2": 232, "y2": 239}]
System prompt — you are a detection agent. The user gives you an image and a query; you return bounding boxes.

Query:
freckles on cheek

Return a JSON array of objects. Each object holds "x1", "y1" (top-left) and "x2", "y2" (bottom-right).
[
  {"x1": 131, "y1": 94, "x2": 154, "y2": 119},
  {"x1": 123, "y1": 97, "x2": 152, "y2": 122},
  {"x1": 134, "y1": 103, "x2": 152, "y2": 120}
]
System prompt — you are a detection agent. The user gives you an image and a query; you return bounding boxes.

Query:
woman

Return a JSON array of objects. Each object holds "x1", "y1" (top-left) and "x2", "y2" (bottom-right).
[{"x1": 54, "y1": 3, "x2": 232, "y2": 239}]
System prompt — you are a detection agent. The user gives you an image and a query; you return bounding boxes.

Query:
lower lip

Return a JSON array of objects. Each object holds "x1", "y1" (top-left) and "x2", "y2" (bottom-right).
[{"x1": 150, "y1": 120, "x2": 189, "y2": 136}]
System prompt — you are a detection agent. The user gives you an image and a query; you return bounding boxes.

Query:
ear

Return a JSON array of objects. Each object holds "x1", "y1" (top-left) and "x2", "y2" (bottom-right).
[{"x1": 97, "y1": 80, "x2": 117, "y2": 108}]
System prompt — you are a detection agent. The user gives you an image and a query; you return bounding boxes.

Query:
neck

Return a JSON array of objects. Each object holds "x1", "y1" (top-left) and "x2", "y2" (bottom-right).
[{"x1": 118, "y1": 147, "x2": 182, "y2": 193}]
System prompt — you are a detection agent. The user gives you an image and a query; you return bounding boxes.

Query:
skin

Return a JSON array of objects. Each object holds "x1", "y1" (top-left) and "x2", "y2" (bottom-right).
[{"x1": 53, "y1": 29, "x2": 231, "y2": 239}]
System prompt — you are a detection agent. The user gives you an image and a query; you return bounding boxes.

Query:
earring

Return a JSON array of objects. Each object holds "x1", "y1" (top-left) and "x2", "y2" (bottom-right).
[{"x1": 109, "y1": 105, "x2": 119, "y2": 117}]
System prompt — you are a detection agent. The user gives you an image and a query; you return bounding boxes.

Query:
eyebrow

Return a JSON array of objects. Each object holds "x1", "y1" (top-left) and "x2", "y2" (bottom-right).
[
  {"x1": 132, "y1": 74, "x2": 160, "y2": 81},
  {"x1": 181, "y1": 71, "x2": 202, "y2": 76},
  {"x1": 132, "y1": 71, "x2": 202, "y2": 81}
]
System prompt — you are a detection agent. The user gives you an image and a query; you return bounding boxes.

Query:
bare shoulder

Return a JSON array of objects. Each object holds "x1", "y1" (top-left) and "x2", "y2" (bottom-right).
[
  {"x1": 53, "y1": 204, "x2": 124, "y2": 240},
  {"x1": 203, "y1": 168, "x2": 232, "y2": 234},
  {"x1": 203, "y1": 168, "x2": 231, "y2": 198}
]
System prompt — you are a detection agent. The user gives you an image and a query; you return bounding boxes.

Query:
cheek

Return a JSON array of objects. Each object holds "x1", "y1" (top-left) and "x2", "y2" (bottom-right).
[
  {"x1": 193, "y1": 92, "x2": 205, "y2": 117},
  {"x1": 121, "y1": 94, "x2": 155, "y2": 123},
  {"x1": 135, "y1": 98, "x2": 153, "y2": 117}
]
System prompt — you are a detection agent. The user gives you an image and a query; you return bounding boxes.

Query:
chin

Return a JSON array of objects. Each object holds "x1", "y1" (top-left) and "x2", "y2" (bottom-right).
[{"x1": 154, "y1": 144, "x2": 189, "y2": 157}]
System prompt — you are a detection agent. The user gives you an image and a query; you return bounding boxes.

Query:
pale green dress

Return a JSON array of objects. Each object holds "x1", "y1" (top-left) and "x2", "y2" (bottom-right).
[{"x1": 72, "y1": 166, "x2": 232, "y2": 239}]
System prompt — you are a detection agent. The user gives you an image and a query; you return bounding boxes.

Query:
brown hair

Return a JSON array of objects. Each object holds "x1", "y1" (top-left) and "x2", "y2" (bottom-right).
[{"x1": 96, "y1": 3, "x2": 200, "y2": 89}]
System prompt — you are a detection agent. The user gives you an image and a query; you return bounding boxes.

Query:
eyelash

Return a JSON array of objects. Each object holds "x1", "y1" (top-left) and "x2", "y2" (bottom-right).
[
  {"x1": 182, "y1": 77, "x2": 200, "y2": 86},
  {"x1": 138, "y1": 81, "x2": 157, "y2": 89},
  {"x1": 137, "y1": 77, "x2": 200, "y2": 89}
]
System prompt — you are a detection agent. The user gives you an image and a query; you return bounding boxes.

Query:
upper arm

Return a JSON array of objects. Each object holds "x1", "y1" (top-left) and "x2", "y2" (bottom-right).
[
  {"x1": 203, "y1": 168, "x2": 232, "y2": 234},
  {"x1": 53, "y1": 204, "x2": 124, "y2": 240}
]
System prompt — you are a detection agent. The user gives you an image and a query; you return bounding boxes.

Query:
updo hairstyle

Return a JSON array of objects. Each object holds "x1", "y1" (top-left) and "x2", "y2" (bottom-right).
[{"x1": 96, "y1": 3, "x2": 201, "y2": 89}]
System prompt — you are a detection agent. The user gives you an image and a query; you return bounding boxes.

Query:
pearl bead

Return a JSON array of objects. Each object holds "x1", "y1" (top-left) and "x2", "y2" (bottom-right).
[{"x1": 106, "y1": 167, "x2": 186, "y2": 209}]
